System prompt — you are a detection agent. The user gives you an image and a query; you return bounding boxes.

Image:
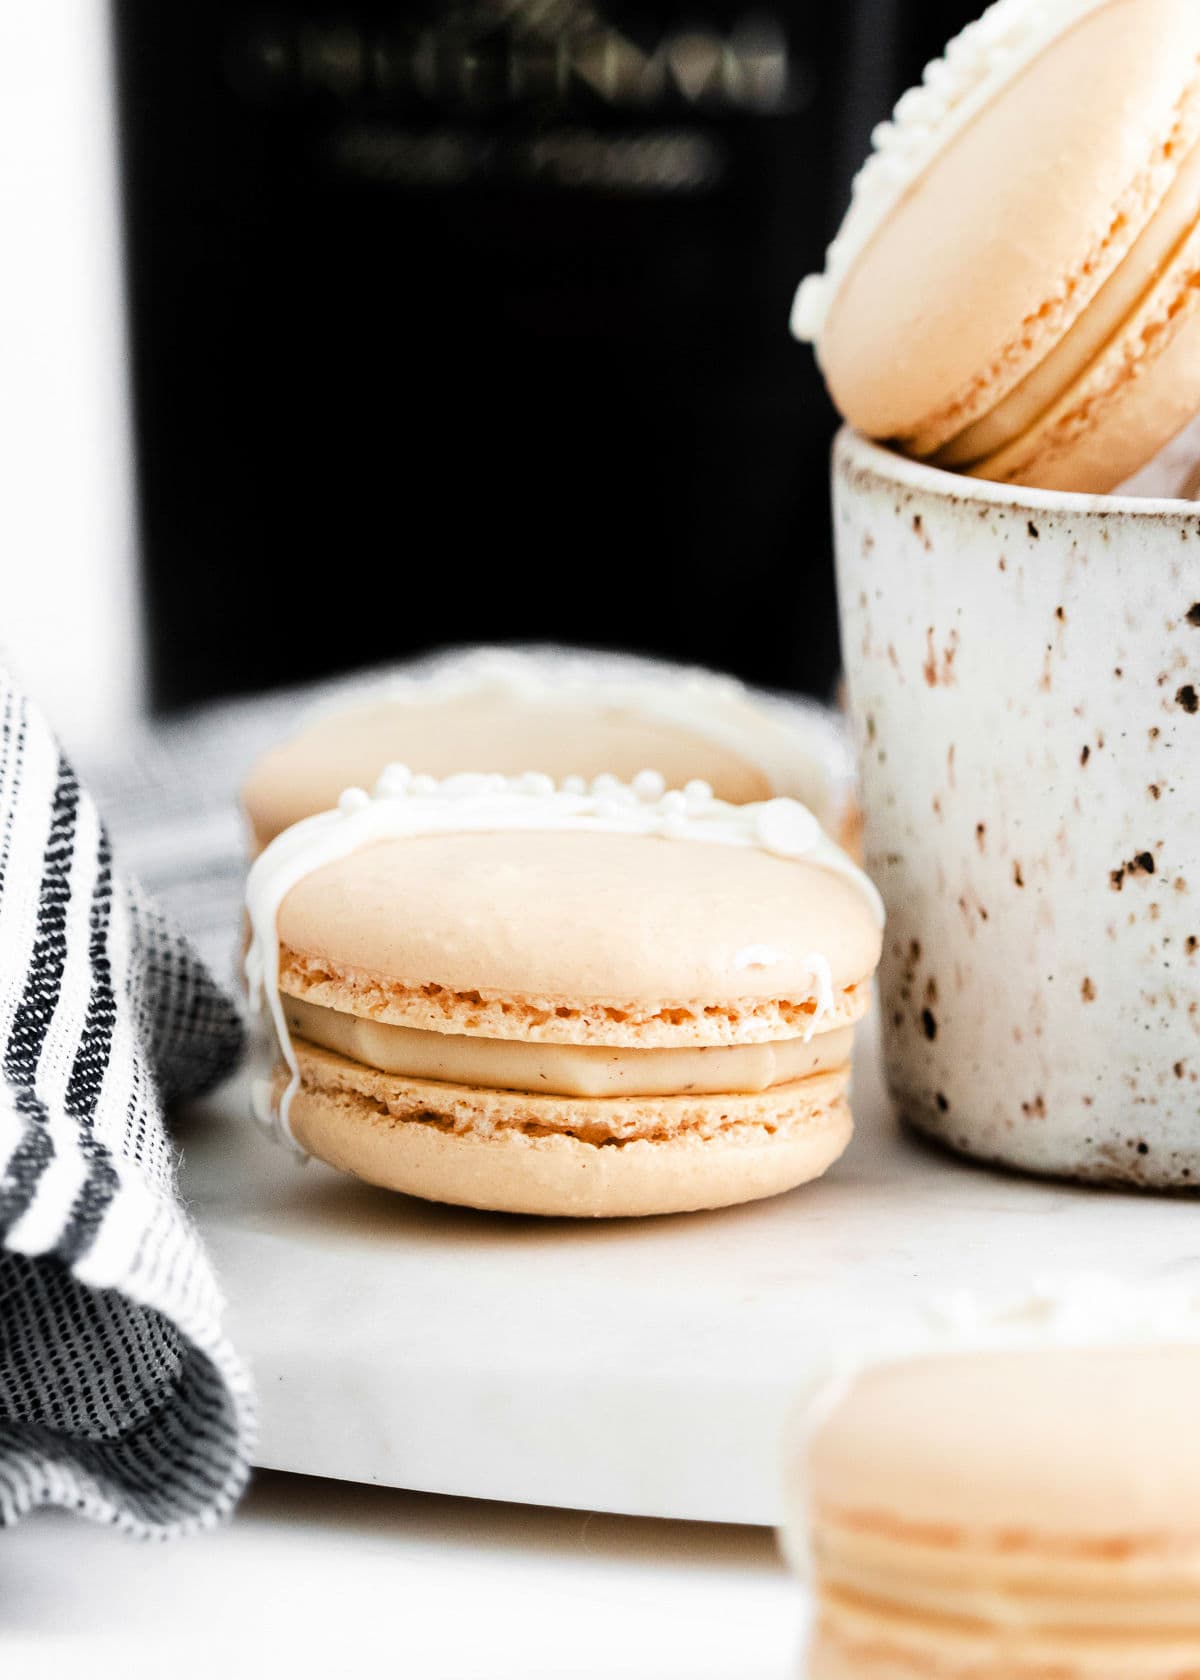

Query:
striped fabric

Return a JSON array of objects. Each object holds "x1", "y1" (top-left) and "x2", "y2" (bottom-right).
[{"x1": 0, "y1": 665, "x2": 250, "y2": 1535}]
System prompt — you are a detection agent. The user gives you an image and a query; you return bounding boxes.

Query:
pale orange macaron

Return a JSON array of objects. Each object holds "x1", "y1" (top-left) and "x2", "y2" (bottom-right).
[
  {"x1": 245, "y1": 771, "x2": 883, "y2": 1217},
  {"x1": 791, "y1": 1343, "x2": 1200, "y2": 1678},
  {"x1": 240, "y1": 650, "x2": 858, "y2": 855},
  {"x1": 793, "y1": 0, "x2": 1200, "y2": 494}
]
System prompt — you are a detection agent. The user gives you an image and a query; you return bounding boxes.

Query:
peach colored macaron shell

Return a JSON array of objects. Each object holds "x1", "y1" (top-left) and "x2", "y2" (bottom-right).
[
  {"x1": 817, "y1": 0, "x2": 1200, "y2": 493},
  {"x1": 281, "y1": 1050, "x2": 854, "y2": 1220},
  {"x1": 243, "y1": 690, "x2": 775, "y2": 851},
  {"x1": 240, "y1": 657, "x2": 859, "y2": 855},
  {"x1": 799, "y1": 1346, "x2": 1200, "y2": 1678}
]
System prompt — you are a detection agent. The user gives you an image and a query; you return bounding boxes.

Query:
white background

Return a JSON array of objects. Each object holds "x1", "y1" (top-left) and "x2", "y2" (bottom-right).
[
  {"x1": 2, "y1": 1473, "x2": 803, "y2": 1678},
  {"x1": 0, "y1": 4, "x2": 141, "y2": 750}
]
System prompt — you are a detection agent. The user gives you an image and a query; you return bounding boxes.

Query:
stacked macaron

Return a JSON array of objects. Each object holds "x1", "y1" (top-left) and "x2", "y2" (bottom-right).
[
  {"x1": 793, "y1": 0, "x2": 1200, "y2": 493},
  {"x1": 241, "y1": 649, "x2": 859, "y2": 856},
  {"x1": 792, "y1": 1343, "x2": 1200, "y2": 1678},
  {"x1": 245, "y1": 771, "x2": 882, "y2": 1217},
  {"x1": 782, "y1": 1278, "x2": 1200, "y2": 1677}
]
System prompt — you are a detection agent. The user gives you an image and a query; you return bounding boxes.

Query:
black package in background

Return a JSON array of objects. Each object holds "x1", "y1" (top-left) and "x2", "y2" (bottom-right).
[{"x1": 114, "y1": 1, "x2": 973, "y2": 711}]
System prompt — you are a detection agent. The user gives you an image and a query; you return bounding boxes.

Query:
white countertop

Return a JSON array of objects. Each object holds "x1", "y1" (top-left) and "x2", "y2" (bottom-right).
[
  {"x1": 187, "y1": 1022, "x2": 1200, "y2": 1526},
  {"x1": 5, "y1": 1471, "x2": 803, "y2": 1679}
]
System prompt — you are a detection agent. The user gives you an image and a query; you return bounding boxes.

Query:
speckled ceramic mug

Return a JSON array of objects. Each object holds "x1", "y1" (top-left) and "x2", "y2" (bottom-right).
[{"x1": 835, "y1": 429, "x2": 1200, "y2": 1187}]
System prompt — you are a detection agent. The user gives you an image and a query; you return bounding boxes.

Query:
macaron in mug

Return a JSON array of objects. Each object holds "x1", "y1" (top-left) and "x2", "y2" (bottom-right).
[{"x1": 793, "y1": 0, "x2": 1200, "y2": 1186}]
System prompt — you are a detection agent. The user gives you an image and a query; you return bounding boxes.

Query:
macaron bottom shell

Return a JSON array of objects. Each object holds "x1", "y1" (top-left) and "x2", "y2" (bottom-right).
[
  {"x1": 277, "y1": 1046, "x2": 853, "y2": 1218},
  {"x1": 808, "y1": 1592, "x2": 1200, "y2": 1680}
]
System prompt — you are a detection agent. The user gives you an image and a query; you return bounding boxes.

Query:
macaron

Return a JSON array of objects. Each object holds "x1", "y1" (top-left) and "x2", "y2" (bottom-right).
[
  {"x1": 793, "y1": 0, "x2": 1200, "y2": 494},
  {"x1": 793, "y1": 1344, "x2": 1200, "y2": 1677},
  {"x1": 240, "y1": 649, "x2": 856, "y2": 855},
  {"x1": 245, "y1": 771, "x2": 883, "y2": 1217}
]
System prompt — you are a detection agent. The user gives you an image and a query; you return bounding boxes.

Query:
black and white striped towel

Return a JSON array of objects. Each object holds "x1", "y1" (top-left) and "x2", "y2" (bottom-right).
[{"x1": 0, "y1": 663, "x2": 251, "y2": 1536}]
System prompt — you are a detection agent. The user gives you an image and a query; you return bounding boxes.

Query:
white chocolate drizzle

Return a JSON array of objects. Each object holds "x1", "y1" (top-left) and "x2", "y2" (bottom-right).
[
  {"x1": 792, "y1": 0, "x2": 1113, "y2": 344},
  {"x1": 245, "y1": 769, "x2": 883, "y2": 1150}
]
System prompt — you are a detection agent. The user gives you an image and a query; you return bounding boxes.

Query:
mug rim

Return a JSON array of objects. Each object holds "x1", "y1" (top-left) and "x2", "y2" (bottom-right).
[{"x1": 835, "y1": 426, "x2": 1198, "y2": 521}]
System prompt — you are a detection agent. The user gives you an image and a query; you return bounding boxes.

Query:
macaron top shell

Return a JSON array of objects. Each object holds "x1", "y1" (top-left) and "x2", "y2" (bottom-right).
[
  {"x1": 277, "y1": 829, "x2": 882, "y2": 1017},
  {"x1": 818, "y1": 0, "x2": 1200, "y2": 455},
  {"x1": 809, "y1": 1345, "x2": 1200, "y2": 1538},
  {"x1": 244, "y1": 692, "x2": 776, "y2": 848}
]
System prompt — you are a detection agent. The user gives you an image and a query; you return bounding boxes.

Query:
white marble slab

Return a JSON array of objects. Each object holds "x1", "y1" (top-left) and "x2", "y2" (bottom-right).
[{"x1": 180, "y1": 1025, "x2": 1200, "y2": 1527}]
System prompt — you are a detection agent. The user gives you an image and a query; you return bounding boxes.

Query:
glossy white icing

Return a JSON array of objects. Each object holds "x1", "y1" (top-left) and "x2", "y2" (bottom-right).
[
  {"x1": 245, "y1": 770, "x2": 884, "y2": 1148},
  {"x1": 791, "y1": 0, "x2": 1112, "y2": 344}
]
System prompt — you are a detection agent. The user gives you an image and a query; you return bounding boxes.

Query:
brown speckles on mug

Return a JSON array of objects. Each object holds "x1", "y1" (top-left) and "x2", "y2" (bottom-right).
[
  {"x1": 1081, "y1": 977, "x2": 1096, "y2": 1002},
  {"x1": 1111, "y1": 852, "x2": 1157, "y2": 892},
  {"x1": 956, "y1": 892, "x2": 990, "y2": 931},
  {"x1": 1176, "y1": 684, "x2": 1199, "y2": 714},
  {"x1": 923, "y1": 627, "x2": 960, "y2": 688},
  {"x1": 1187, "y1": 603, "x2": 1200, "y2": 627}
]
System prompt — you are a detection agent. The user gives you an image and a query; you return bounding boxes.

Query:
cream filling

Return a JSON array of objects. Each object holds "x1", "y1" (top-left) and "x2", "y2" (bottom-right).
[
  {"x1": 933, "y1": 134, "x2": 1200, "y2": 467},
  {"x1": 285, "y1": 997, "x2": 852, "y2": 1099}
]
